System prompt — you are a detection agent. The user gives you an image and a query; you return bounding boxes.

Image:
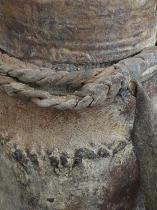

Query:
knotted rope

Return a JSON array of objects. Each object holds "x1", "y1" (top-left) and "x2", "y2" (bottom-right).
[{"x1": 0, "y1": 46, "x2": 157, "y2": 110}]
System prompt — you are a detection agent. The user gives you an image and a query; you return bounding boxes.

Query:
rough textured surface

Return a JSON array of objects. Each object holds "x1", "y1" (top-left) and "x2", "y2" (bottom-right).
[
  {"x1": 0, "y1": 147, "x2": 31, "y2": 210},
  {"x1": 1, "y1": 46, "x2": 157, "y2": 209},
  {"x1": 0, "y1": 47, "x2": 157, "y2": 110},
  {"x1": 0, "y1": 0, "x2": 156, "y2": 68},
  {"x1": 0, "y1": 2, "x2": 157, "y2": 205},
  {"x1": 0, "y1": 92, "x2": 139, "y2": 210},
  {"x1": 130, "y1": 82, "x2": 157, "y2": 210}
]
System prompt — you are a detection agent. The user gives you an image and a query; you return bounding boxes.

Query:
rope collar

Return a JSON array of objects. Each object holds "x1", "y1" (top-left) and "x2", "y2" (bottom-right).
[{"x1": 0, "y1": 46, "x2": 157, "y2": 110}]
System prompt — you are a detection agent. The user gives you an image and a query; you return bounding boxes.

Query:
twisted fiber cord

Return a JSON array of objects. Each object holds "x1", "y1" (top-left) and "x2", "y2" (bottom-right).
[
  {"x1": 0, "y1": 46, "x2": 157, "y2": 110},
  {"x1": 0, "y1": 60, "x2": 124, "y2": 110}
]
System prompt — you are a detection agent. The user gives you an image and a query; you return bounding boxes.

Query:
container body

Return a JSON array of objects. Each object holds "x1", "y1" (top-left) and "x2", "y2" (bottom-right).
[
  {"x1": 0, "y1": 91, "x2": 138, "y2": 210},
  {"x1": 0, "y1": 0, "x2": 156, "y2": 68}
]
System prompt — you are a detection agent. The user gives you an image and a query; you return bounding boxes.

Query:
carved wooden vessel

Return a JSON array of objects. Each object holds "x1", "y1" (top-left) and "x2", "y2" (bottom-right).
[
  {"x1": 0, "y1": 0, "x2": 156, "y2": 68},
  {"x1": 0, "y1": 1, "x2": 157, "y2": 210}
]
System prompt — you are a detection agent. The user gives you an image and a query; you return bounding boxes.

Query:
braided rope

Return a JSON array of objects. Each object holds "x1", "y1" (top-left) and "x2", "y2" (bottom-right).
[
  {"x1": 0, "y1": 46, "x2": 157, "y2": 110},
  {"x1": 0, "y1": 63, "x2": 124, "y2": 110}
]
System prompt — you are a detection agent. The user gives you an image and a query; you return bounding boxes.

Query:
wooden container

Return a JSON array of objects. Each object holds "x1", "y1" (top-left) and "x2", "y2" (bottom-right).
[{"x1": 0, "y1": 0, "x2": 156, "y2": 68}]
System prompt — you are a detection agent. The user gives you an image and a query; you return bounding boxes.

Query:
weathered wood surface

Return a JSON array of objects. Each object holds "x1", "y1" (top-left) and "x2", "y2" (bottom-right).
[
  {"x1": 0, "y1": 1, "x2": 157, "y2": 209},
  {"x1": 0, "y1": 47, "x2": 157, "y2": 111},
  {"x1": 130, "y1": 81, "x2": 157, "y2": 210},
  {"x1": 0, "y1": 47, "x2": 157, "y2": 209},
  {"x1": 0, "y1": 91, "x2": 139, "y2": 210},
  {"x1": 0, "y1": 0, "x2": 156, "y2": 68}
]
